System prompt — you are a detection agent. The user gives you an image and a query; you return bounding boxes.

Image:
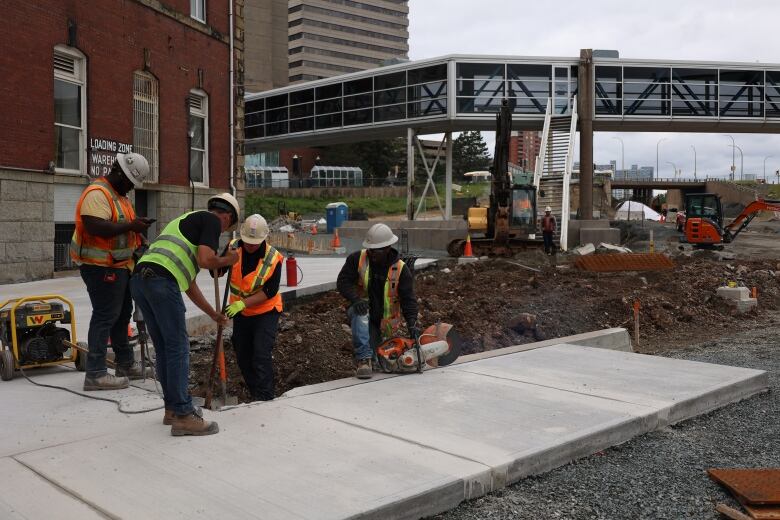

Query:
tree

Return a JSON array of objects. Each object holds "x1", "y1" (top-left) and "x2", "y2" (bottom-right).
[{"x1": 452, "y1": 131, "x2": 491, "y2": 181}]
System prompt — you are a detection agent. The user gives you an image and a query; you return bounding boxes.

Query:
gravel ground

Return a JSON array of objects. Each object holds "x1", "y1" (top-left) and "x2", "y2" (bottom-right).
[{"x1": 433, "y1": 313, "x2": 780, "y2": 520}]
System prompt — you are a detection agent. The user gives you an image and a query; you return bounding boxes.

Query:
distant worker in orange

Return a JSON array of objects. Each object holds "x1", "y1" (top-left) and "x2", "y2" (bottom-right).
[
  {"x1": 542, "y1": 206, "x2": 556, "y2": 255},
  {"x1": 224, "y1": 214, "x2": 284, "y2": 401}
]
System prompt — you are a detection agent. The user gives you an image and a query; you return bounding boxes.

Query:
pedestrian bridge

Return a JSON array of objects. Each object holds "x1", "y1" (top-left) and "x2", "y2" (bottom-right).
[
  {"x1": 610, "y1": 177, "x2": 708, "y2": 190},
  {"x1": 244, "y1": 52, "x2": 780, "y2": 151}
]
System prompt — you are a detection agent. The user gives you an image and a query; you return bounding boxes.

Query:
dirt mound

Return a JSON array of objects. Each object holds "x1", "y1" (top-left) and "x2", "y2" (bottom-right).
[{"x1": 190, "y1": 255, "x2": 780, "y2": 402}]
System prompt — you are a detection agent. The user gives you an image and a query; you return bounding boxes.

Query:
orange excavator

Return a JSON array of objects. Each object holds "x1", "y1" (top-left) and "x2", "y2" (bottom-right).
[{"x1": 684, "y1": 193, "x2": 780, "y2": 247}]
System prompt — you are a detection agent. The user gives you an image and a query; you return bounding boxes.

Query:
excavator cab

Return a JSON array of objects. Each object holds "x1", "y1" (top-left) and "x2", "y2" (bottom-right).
[
  {"x1": 510, "y1": 186, "x2": 537, "y2": 236},
  {"x1": 684, "y1": 193, "x2": 724, "y2": 246}
]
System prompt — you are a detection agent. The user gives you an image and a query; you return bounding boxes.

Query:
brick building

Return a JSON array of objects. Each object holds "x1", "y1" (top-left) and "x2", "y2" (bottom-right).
[
  {"x1": 509, "y1": 130, "x2": 542, "y2": 172},
  {"x1": 0, "y1": 0, "x2": 246, "y2": 283}
]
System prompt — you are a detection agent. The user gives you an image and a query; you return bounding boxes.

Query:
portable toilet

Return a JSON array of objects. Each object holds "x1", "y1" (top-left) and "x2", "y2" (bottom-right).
[{"x1": 325, "y1": 202, "x2": 349, "y2": 233}]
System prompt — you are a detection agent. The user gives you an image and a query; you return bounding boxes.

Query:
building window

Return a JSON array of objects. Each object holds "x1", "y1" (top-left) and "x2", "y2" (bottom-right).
[
  {"x1": 53, "y1": 45, "x2": 86, "y2": 174},
  {"x1": 191, "y1": 0, "x2": 206, "y2": 22},
  {"x1": 133, "y1": 71, "x2": 159, "y2": 182},
  {"x1": 188, "y1": 90, "x2": 209, "y2": 186}
]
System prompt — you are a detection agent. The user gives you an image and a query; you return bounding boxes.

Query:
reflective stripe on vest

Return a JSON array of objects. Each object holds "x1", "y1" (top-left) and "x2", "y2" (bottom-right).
[
  {"x1": 357, "y1": 249, "x2": 405, "y2": 338},
  {"x1": 70, "y1": 178, "x2": 138, "y2": 267},
  {"x1": 229, "y1": 243, "x2": 283, "y2": 316},
  {"x1": 138, "y1": 212, "x2": 199, "y2": 291}
]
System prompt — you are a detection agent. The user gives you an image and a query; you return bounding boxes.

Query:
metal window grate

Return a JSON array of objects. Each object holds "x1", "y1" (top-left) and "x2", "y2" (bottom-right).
[{"x1": 133, "y1": 72, "x2": 159, "y2": 183}]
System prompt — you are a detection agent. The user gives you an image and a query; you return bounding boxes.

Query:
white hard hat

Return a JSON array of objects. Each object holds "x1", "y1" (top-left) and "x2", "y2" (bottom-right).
[
  {"x1": 362, "y1": 223, "x2": 398, "y2": 249},
  {"x1": 207, "y1": 192, "x2": 240, "y2": 231},
  {"x1": 545, "y1": 206, "x2": 552, "y2": 212},
  {"x1": 240, "y1": 214, "x2": 269, "y2": 245},
  {"x1": 115, "y1": 152, "x2": 149, "y2": 188}
]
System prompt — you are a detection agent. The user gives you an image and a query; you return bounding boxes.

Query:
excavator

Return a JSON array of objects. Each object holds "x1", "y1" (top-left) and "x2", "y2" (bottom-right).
[
  {"x1": 448, "y1": 100, "x2": 542, "y2": 256},
  {"x1": 684, "y1": 193, "x2": 780, "y2": 247}
]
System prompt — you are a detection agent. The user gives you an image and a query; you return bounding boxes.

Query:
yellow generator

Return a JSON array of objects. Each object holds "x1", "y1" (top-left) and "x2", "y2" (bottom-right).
[{"x1": 0, "y1": 295, "x2": 78, "y2": 381}]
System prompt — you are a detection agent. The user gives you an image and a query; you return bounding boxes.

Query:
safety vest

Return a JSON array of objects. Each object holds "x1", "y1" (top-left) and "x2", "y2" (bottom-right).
[
  {"x1": 137, "y1": 212, "x2": 199, "y2": 291},
  {"x1": 229, "y1": 241, "x2": 284, "y2": 316},
  {"x1": 357, "y1": 249, "x2": 405, "y2": 338},
  {"x1": 70, "y1": 177, "x2": 140, "y2": 268}
]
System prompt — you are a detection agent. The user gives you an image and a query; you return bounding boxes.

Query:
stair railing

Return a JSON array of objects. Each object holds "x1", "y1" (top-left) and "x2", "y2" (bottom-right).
[
  {"x1": 559, "y1": 95, "x2": 578, "y2": 251},
  {"x1": 533, "y1": 99, "x2": 553, "y2": 190}
]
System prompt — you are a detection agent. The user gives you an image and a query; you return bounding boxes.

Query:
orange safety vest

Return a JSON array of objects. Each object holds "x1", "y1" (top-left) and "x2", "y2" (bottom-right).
[
  {"x1": 356, "y1": 249, "x2": 405, "y2": 338},
  {"x1": 70, "y1": 177, "x2": 140, "y2": 268},
  {"x1": 229, "y1": 242, "x2": 284, "y2": 316}
]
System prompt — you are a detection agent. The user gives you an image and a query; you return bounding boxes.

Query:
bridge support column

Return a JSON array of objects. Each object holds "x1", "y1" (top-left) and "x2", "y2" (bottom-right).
[
  {"x1": 407, "y1": 127, "x2": 415, "y2": 220},
  {"x1": 445, "y1": 132, "x2": 452, "y2": 220},
  {"x1": 578, "y1": 49, "x2": 594, "y2": 220}
]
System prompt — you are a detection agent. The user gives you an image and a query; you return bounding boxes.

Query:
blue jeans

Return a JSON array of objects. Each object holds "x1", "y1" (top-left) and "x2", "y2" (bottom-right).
[
  {"x1": 347, "y1": 306, "x2": 380, "y2": 361},
  {"x1": 80, "y1": 265, "x2": 134, "y2": 377},
  {"x1": 129, "y1": 272, "x2": 194, "y2": 415}
]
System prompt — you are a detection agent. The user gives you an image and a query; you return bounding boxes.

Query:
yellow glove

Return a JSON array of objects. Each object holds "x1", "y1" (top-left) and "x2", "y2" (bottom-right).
[{"x1": 225, "y1": 300, "x2": 246, "y2": 318}]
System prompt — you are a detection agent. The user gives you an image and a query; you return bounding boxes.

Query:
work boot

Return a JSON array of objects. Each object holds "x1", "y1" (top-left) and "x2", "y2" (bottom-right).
[
  {"x1": 170, "y1": 408, "x2": 219, "y2": 437},
  {"x1": 115, "y1": 363, "x2": 153, "y2": 380},
  {"x1": 83, "y1": 373, "x2": 129, "y2": 391},
  {"x1": 356, "y1": 359, "x2": 372, "y2": 380},
  {"x1": 163, "y1": 408, "x2": 174, "y2": 425}
]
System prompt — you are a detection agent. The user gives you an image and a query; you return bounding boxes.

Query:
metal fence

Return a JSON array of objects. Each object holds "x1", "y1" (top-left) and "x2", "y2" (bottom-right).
[
  {"x1": 245, "y1": 177, "x2": 407, "y2": 189},
  {"x1": 54, "y1": 224, "x2": 75, "y2": 271}
]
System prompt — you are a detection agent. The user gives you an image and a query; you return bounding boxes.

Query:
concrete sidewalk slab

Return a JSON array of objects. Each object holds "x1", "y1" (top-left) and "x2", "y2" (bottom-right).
[
  {"x1": 0, "y1": 457, "x2": 104, "y2": 520},
  {"x1": 16, "y1": 402, "x2": 490, "y2": 520},
  {"x1": 451, "y1": 344, "x2": 768, "y2": 425}
]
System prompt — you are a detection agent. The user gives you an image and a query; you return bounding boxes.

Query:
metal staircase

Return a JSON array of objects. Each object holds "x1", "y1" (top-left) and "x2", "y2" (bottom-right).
[{"x1": 533, "y1": 96, "x2": 577, "y2": 251}]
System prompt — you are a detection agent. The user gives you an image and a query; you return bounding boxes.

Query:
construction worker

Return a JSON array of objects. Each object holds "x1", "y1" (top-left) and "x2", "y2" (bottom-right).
[
  {"x1": 542, "y1": 206, "x2": 557, "y2": 255},
  {"x1": 129, "y1": 193, "x2": 240, "y2": 436},
  {"x1": 336, "y1": 223, "x2": 418, "y2": 379},
  {"x1": 71, "y1": 152, "x2": 153, "y2": 391},
  {"x1": 223, "y1": 214, "x2": 283, "y2": 401}
]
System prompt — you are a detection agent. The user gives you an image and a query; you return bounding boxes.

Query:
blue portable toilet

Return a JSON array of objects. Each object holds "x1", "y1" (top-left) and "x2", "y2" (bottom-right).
[{"x1": 325, "y1": 202, "x2": 349, "y2": 233}]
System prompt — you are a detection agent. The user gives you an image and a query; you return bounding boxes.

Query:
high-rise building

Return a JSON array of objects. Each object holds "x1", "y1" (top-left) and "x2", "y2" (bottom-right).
[
  {"x1": 244, "y1": 0, "x2": 289, "y2": 92},
  {"x1": 287, "y1": 0, "x2": 410, "y2": 84},
  {"x1": 509, "y1": 131, "x2": 543, "y2": 172}
]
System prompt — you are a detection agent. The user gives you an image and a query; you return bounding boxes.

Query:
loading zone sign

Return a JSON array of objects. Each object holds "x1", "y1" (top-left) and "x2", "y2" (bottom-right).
[{"x1": 89, "y1": 138, "x2": 133, "y2": 177}]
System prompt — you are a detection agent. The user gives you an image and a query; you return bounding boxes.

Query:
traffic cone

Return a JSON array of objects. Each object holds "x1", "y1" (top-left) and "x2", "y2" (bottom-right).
[
  {"x1": 331, "y1": 228, "x2": 341, "y2": 249},
  {"x1": 463, "y1": 234, "x2": 474, "y2": 257}
]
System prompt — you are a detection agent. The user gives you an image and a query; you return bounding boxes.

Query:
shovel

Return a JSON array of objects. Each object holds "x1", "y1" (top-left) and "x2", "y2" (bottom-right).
[{"x1": 204, "y1": 268, "x2": 238, "y2": 410}]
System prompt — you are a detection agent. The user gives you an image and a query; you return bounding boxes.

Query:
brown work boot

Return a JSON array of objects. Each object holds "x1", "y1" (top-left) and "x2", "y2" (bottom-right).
[
  {"x1": 170, "y1": 408, "x2": 219, "y2": 437},
  {"x1": 163, "y1": 408, "x2": 174, "y2": 425},
  {"x1": 115, "y1": 363, "x2": 153, "y2": 380},
  {"x1": 83, "y1": 373, "x2": 129, "y2": 391},
  {"x1": 356, "y1": 359, "x2": 372, "y2": 379}
]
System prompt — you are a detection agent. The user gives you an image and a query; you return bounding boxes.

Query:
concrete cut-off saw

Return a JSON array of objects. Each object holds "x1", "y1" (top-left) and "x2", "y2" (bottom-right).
[{"x1": 376, "y1": 322, "x2": 461, "y2": 373}]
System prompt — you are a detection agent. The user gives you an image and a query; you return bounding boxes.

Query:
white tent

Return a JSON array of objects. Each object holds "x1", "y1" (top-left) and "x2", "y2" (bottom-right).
[
  {"x1": 463, "y1": 171, "x2": 491, "y2": 179},
  {"x1": 614, "y1": 201, "x2": 662, "y2": 221}
]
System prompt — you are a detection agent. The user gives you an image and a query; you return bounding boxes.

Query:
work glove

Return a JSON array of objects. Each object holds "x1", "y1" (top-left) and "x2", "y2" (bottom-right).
[
  {"x1": 225, "y1": 300, "x2": 246, "y2": 318},
  {"x1": 350, "y1": 299, "x2": 369, "y2": 316}
]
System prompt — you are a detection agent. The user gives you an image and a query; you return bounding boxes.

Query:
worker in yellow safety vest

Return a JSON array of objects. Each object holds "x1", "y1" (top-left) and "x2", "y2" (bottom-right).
[
  {"x1": 70, "y1": 152, "x2": 154, "y2": 391},
  {"x1": 336, "y1": 223, "x2": 418, "y2": 379},
  {"x1": 130, "y1": 193, "x2": 240, "y2": 436},
  {"x1": 223, "y1": 214, "x2": 284, "y2": 401}
]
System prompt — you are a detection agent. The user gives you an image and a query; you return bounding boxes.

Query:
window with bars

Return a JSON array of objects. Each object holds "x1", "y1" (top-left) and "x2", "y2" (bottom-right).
[
  {"x1": 188, "y1": 91, "x2": 209, "y2": 186},
  {"x1": 53, "y1": 46, "x2": 86, "y2": 174},
  {"x1": 133, "y1": 71, "x2": 159, "y2": 183}
]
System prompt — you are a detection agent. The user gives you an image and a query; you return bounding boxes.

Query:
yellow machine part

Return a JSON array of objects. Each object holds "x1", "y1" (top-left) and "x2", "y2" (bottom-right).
[{"x1": 467, "y1": 207, "x2": 488, "y2": 234}]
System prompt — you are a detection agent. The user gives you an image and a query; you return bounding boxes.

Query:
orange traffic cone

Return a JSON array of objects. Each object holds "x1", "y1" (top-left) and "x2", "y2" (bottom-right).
[
  {"x1": 463, "y1": 234, "x2": 474, "y2": 257},
  {"x1": 331, "y1": 228, "x2": 342, "y2": 249}
]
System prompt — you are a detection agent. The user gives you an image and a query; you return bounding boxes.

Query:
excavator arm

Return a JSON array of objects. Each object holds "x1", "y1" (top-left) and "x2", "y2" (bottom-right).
[{"x1": 722, "y1": 199, "x2": 780, "y2": 242}]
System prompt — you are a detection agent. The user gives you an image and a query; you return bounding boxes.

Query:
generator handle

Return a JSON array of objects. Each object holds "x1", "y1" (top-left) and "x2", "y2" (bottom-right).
[{"x1": 3, "y1": 295, "x2": 77, "y2": 365}]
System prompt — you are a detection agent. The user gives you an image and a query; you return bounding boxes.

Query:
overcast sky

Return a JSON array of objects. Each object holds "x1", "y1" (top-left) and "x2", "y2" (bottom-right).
[{"x1": 407, "y1": 0, "x2": 780, "y2": 180}]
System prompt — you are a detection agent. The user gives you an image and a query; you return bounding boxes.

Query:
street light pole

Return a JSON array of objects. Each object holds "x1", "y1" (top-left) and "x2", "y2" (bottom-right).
[
  {"x1": 725, "y1": 134, "x2": 736, "y2": 181},
  {"x1": 763, "y1": 155, "x2": 774, "y2": 182},
  {"x1": 612, "y1": 136, "x2": 624, "y2": 177},
  {"x1": 666, "y1": 161, "x2": 678, "y2": 178},
  {"x1": 691, "y1": 145, "x2": 697, "y2": 180},
  {"x1": 656, "y1": 137, "x2": 667, "y2": 181},
  {"x1": 734, "y1": 145, "x2": 744, "y2": 181}
]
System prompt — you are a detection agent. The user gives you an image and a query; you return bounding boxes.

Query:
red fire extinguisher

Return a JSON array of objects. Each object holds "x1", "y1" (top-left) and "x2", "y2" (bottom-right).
[{"x1": 286, "y1": 253, "x2": 303, "y2": 287}]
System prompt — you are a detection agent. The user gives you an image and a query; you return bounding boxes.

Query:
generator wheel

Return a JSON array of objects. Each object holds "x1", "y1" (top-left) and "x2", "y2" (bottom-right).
[
  {"x1": 75, "y1": 342, "x2": 88, "y2": 372},
  {"x1": 1, "y1": 349, "x2": 15, "y2": 381}
]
